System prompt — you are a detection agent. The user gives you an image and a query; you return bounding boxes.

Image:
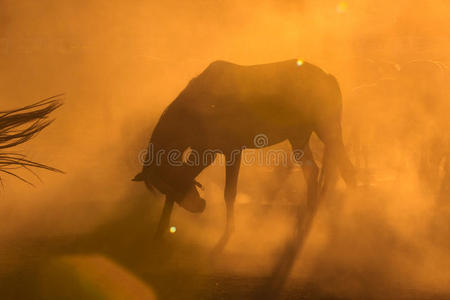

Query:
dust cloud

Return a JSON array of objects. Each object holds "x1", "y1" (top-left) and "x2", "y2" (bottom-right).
[{"x1": 1, "y1": 0, "x2": 450, "y2": 299}]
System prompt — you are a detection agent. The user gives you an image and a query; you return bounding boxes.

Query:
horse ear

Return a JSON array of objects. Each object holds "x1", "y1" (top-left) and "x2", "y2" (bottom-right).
[
  {"x1": 133, "y1": 170, "x2": 159, "y2": 195},
  {"x1": 132, "y1": 171, "x2": 146, "y2": 181}
]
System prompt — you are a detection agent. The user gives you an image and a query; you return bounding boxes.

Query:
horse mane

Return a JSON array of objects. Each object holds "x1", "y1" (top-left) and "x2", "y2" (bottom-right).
[{"x1": 0, "y1": 95, "x2": 64, "y2": 186}]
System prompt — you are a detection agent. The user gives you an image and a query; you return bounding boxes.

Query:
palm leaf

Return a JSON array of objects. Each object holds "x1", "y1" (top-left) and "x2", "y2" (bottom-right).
[{"x1": 0, "y1": 95, "x2": 64, "y2": 185}]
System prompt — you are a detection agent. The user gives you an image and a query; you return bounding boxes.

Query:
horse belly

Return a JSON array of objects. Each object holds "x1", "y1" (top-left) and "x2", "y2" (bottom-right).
[{"x1": 203, "y1": 106, "x2": 306, "y2": 150}]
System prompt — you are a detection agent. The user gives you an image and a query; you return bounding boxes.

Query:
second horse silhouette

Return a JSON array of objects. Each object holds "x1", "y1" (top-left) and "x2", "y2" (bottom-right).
[{"x1": 133, "y1": 59, "x2": 355, "y2": 253}]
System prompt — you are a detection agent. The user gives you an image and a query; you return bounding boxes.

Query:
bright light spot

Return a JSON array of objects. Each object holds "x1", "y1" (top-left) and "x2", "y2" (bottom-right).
[
  {"x1": 336, "y1": 2, "x2": 348, "y2": 14},
  {"x1": 169, "y1": 226, "x2": 176, "y2": 234},
  {"x1": 296, "y1": 59, "x2": 304, "y2": 66}
]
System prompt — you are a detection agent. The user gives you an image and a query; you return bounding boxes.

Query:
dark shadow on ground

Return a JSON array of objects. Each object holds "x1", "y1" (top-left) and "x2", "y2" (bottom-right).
[{"x1": 1, "y1": 185, "x2": 450, "y2": 299}]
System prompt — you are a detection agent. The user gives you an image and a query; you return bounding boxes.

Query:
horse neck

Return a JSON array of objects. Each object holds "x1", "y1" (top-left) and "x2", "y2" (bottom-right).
[{"x1": 151, "y1": 98, "x2": 205, "y2": 153}]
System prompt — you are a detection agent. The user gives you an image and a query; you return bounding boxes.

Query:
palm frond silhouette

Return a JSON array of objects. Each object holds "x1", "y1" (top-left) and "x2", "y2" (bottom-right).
[{"x1": 0, "y1": 95, "x2": 64, "y2": 186}]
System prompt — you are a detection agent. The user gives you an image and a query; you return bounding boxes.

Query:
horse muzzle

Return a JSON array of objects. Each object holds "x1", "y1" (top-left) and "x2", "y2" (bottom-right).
[{"x1": 177, "y1": 185, "x2": 206, "y2": 213}]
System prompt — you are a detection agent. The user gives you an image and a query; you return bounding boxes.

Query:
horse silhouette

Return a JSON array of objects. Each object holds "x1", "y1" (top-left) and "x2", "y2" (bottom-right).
[{"x1": 134, "y1": 59, "x2": 355, "y2": 251}]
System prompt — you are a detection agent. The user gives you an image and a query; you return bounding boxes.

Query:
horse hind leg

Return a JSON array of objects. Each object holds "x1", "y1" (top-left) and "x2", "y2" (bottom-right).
[
  {"x1": 299, "y1": 144, "x2": 320, "y2": 207},
  {"x1": 315, "y1": 122, "x2": 356, "y2": 188},
  {"x1": 261, "y1": 139, "x2": 320, "y2": 298},
  {"x1": 289, "y1": 136, "x2": 320, "y2": 207}
]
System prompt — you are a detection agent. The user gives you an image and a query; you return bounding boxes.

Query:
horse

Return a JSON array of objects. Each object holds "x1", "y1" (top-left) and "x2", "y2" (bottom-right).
[{"x1": 134, "y1": 59, "x2": 355, "y2": 251}]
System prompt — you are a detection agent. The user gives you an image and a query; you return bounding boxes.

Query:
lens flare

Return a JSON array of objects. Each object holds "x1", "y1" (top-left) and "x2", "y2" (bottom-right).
[
  {"x1": 169, "y1": 226, "x2": 177, "y2": 234},
  {"x1": 336, "y1": 2, "x2": 348, "y2": 14}
]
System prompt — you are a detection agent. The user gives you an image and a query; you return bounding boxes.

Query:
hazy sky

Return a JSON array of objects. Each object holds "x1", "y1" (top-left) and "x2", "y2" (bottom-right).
[{"x1": 1, "y1": 1, "x2": 449, "y2": 295}]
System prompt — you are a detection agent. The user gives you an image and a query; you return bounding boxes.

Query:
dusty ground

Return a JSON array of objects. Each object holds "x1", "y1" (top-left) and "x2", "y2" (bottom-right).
[{"x1": 1, "y1": 181, "x2": 450, "y2": 300}]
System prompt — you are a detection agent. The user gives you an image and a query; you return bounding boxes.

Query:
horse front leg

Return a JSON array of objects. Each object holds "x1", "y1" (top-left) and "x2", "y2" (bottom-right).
[
  {"x1": 154, "y1": 196, "x2": 174, "y2": 239},
  {"x1": 212, "y1": 151, "x2": 242, "y2": 254}
]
